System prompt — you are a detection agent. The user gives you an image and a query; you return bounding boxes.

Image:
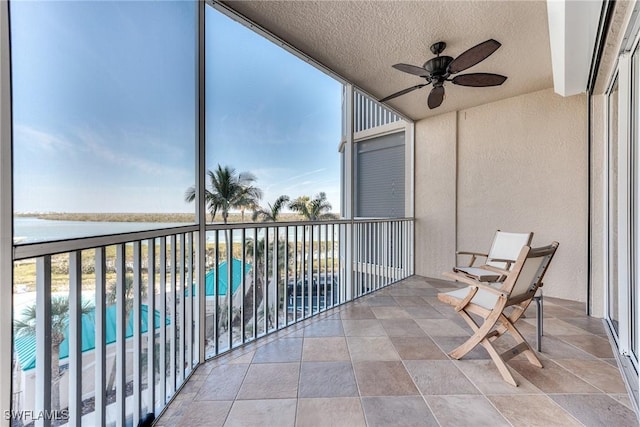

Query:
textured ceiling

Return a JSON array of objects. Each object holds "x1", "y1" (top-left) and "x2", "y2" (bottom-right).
[{"x1": 221, "y1": 0, "x2": 553, "y2": 121}]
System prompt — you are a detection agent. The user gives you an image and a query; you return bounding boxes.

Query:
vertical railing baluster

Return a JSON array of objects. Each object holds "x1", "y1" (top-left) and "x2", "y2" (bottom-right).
[
  {"x1": 169, "y1": 235, "x2": 177, "y2": 395},
  {"x1": 133, "y1": 241, "x2": 142, "y2": 426},
  {"x1": 115, "y1": 244, "x2": 126, "y2": 426},
  {"x1": 159, "y1": 238, "x2": 167, "y2": 407},
  {"x1": 214, "y1": 230, "x2": 219, "y2": 354},
  {"x1": 147, "y1": 238, "x2": 156, "y2": 416},
  {"x1": 178, "y1": 234, "x2": 185, "y2": 381},
  {"x1": 324, "y1": 224, "x2": 328, "y2": 310},
  {"x1": 294, "y1": 226, "x2": 299, "y2": 321},
  {"x1": 252, "y1": 227, "x2": 257, "y2": 340},
  {"x1": 274, "y1": 226, "x2": 280, "y2": 330},
  {"x1": 300, "y1": 225, "x2": 306, "y2": 317},
  {"x1": 227, "y1": 230, "x2": 233, "y2": 348},
  {"x1": 95, "y1": 248, "x2": 106, "y2": 426},
  {"x1": 331, "y1": 223, "x2": 336, "y2": 307},
  {"x1": 186, "y1": 233, "x2": 193, "y2": 370},
  {"x1": 284, "y1": 226, "x2": 289, "y2": 325},
  {"x1": 263, "y1": 227, "x2": 269, "y2": 334},
  {"x1": 241, "y1": 228, "x2": 246, "y2": 342},
  {"x1": 69, "y1": 251, "x2": 82, "y2": 426},
  {"x1": 308, "y1": 225, "x2": 314, "y2": 315},
  {"x1": 35, "y1": 256, "x2": 51, "y2": 427}
]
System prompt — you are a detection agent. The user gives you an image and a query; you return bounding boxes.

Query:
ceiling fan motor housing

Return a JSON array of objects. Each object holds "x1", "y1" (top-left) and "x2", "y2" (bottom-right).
[{"x1": 423, "y1": 56, "x2": 453, "y2": 77}]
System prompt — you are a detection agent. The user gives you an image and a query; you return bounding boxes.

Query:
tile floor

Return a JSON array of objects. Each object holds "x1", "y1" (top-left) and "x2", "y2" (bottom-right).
[{"x1": 156, "y1": 276, "x2": 638, "y2": 426}]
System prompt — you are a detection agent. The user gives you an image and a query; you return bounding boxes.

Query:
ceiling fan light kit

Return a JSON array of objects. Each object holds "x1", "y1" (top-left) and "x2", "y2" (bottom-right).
[{"x1": 379, "y1": 39, "x2": 507, "y2": 109}]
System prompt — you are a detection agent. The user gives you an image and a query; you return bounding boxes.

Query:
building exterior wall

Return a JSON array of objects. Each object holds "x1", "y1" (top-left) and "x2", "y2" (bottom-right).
[
  {"x1": 414, "y1": 112, "x2": 457, "y2": 279},
  {"x1": 414, "y1": 88, "x2": 588, "y2": 303}
]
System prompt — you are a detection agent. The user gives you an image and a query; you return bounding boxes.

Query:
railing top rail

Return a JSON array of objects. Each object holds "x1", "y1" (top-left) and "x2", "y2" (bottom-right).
[
  {"x1": 12, "y1": 217, "x2": 415, "y2": 260},
  {"x1": 13, "y1": 224, "x2": 200, "y2": 261}
]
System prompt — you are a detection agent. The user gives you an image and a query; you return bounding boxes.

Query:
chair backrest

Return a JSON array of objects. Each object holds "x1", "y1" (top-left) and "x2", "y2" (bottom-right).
[
  {"x1": 487, "y1": 230, "x2": 534, "y2": 269},
  {"x1": 502, "y1": 242, "x2": 559, "y2": 301}
]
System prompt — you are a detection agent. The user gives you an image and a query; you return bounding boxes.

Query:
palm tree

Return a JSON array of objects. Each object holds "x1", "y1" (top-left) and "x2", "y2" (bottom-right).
[
  {"x1": 242, "y1": 236, "x2": 292, "y2": 329},
  {"x1": 185, "y1": 165, "x2": 263, "y2": 223},
  {"x1": 252, "y1": 195, "x2": 290, "y2": 222},
  {"x1": 289, "y1": 192, "x2": 337, "y2": 220},
  {"x1": 14, "y1": 296, "x2": 94, "y2": 411},
  {"x1": 105, "y1": 275, "x2": 146, "y2": 396}
]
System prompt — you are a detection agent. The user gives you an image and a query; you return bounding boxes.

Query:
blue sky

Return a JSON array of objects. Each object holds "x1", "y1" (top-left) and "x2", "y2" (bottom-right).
[{"x1": 11, "y1": 1, "x2": 341, "y2": 214}]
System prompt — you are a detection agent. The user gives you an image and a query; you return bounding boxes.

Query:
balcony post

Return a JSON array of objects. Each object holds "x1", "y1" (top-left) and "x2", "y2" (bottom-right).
[
  {"x1": 0, "y1": 2, "x2": 13, "y2": 425},
  {"x1": 343, "y1": 85, "x2": 355, "y2": 301},
  {"x1": 196, "y1": 0, "x2": 207, "y2": 363}
]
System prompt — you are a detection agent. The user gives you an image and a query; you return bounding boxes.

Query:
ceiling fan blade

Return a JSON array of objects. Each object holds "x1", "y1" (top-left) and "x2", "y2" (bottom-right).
[
  {"x1": 427, "y1": 86, "x2": 445, "y2": 109},
  {"x1": 379, "y1": 84, "x2": 427, "y2": 102},
  {"x1": 452, "y1": 73, "x2": 507, "y2": 87},
  {"x1": 392, "y1": 63, "x2": 429, "y2": 77},
  {"x1": 448, "y1": 39, "x2": 501, "y2": 74}
]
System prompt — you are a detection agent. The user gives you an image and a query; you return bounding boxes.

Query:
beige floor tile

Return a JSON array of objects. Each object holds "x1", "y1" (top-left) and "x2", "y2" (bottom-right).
[
  {"x1": 509, "y1": 359, "x2": 600, "y2": 393},
  {"x1": 176, "y1": 400, "x2": 232, "y2": 426},
  {"x1": 347, "y1": 336, "x2": 401, "y2": 361},
  {"x1": 404, "y1": 360, "x2": 479, "y2": 395},
  {"x1": 426, "y1": 395, "x2": 510, "y2": 427},
  {"x1": 195, "y1": 363, "x2": 250, "y2": 401},
  {"x1": 296, "y1": 397, "x2": 366, "y2": 427},
  {"x1": 393, "y1": 296, "x2": 430, "y2": 306},
  {"x1": 252, "y1": 337, "x2": 303, "y2": 363},
  {"x1": 371, "y1": 306, "x2": 412, "y2": 319},
  {"x1": 236, "y1": 362, "x2": 299, "y2": 400},
  {"x1": 380, "y1": 319, "x2": 427, "y2": 337},
  {"x1": 415, "y1": 319, "x2": 470, "y2": 337},
  {"x1": 553, "y1": 359, "x2": 628, "y2": 393},
  {"x1": 550, "y1": 394, "x2": 638, "y2": 427},
  {"x1": 340, "y1": 305, "x2": 377, "y2": 319},
  {"x1": 299, "y1": 361, "x2": 358, "y2": 398},
  {"x1": 225, "y1": 399, "x2": 296, "y2": 427},
  {"x1": 228, "y1": 350, "x2": 255, "y2": 364},
  {"x1": 403, "y1": 305, "x2": 447, "y2": 319},
  {"x1": 555, "y1": 334, "x2": 615, "y2": 358},
  {"x1": 489, "y1": 394, "x2": 582, "y2": 426},
  {"x1": 303, "y1": 319, "x2": 345, "y2": 337},
  {"x1": 353, "y1": 361, "x2": 419, "y2": 396},
  {"x1": 365, "y1": 296, "x2": 399, "y2": 307},
  {"x1": 362, "y1": 396, "x2": 438, "y2": 426},
  {"x1": 390, "y1": 336, "x2": 448, "y2": 360},
  {"x1": 302, "y1": 336, "x2": 350, "y2": 361},
  {"x1": 452, "y1": 359, "x2": 542, "y2": 395},
  {"x1": 342, "y1": 319, "x2": 387, "y2": 337}
]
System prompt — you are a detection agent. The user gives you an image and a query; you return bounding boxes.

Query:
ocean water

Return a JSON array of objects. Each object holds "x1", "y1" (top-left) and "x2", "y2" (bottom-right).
[{"x1": 13, "y1": 217, "x2": 189, "y2": 244}]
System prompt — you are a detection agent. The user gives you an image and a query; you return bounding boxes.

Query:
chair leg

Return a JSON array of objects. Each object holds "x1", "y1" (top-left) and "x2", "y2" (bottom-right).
[
  {"x1": 479, "y1": 337, "x2": 518, "y2": 386},
  {"x1": 499, "y1": 315, "x2": 543, "y2": 368},
  {"x1": 449, "y1": 308, "x2": 502, "y2": 360}
]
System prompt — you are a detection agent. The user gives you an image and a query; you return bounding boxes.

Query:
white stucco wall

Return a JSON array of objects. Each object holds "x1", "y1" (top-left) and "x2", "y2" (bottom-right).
[
  {"x1": 414, "y1": 88, "x2": 588, "y2": 302},
  {"x1": 414, "y1": 112, "x2": 457, "y2": 279}
]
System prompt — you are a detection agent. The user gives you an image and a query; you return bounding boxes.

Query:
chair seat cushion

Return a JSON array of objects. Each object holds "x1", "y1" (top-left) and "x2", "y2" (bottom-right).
[{"x1": 441, "y1": 287, "x2": 499, "y2": 310}]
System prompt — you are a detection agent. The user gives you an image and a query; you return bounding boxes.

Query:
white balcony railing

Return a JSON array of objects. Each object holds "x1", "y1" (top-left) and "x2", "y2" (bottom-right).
[{"x1": 11, "y1": 217, "x2": 413, "y2": 426}]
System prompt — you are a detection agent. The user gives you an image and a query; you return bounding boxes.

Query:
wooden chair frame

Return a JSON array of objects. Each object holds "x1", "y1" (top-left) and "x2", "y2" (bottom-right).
[
  {"x1": 457, "y1": 230, "x2": 534, "y2": 274},
  {"x1": 439, "y1": 242, "x2": 559, "y2": 386}
]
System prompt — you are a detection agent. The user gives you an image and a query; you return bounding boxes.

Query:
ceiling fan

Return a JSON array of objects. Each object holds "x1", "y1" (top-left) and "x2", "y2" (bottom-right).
[{"x1": 379, "y1": 39, "x2": 507, "y2": 109}]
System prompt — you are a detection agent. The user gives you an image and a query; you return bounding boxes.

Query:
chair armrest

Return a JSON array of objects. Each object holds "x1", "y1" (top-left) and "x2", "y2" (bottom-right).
[
  {"x1": 480, "y1": 265, "x2": 509, "y2": 275},
  {"x1": 456, "y1": 251, "x2": 488, "y2": 267},
  {"x1": 457, "y1": 251, "x2": 489, "y2": 257},
  {"x1": 443, "y1": 271, "x2": 508, "y2": 297}
]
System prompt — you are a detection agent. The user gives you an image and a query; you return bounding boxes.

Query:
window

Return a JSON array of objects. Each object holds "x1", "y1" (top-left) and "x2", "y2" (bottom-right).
[
  {"x1": 11, "y1": 1, "x2": 197, "y2": 241},
  {"x1": 355, "y1": 132, "x2": 405, "y2": 218}
]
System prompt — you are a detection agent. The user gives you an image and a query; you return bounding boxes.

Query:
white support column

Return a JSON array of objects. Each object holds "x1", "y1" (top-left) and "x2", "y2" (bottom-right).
[
  {"x1": 343, "y1": 84, "x2": 354, "y2": 302},
  {"x1": 196, "y1": 0, "x2": 207, "y2": 364},
  {"x1": 617, "y1": 53, "x2": 632, "y2": 355},
  {"x1": 0, "y1": 2, "x2": 12, "y2": 425}
]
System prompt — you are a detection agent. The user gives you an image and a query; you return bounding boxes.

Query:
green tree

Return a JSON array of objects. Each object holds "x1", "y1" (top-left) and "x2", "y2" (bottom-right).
[
  {"x1": 289, "y1": 192, "x2": 337, "y2": 220},
  {"x1": 14, "y1": 296, "x2": 94, "y2": 411},
  {"x1": 185, "y1": 165, "x2": 263, "y2": 223},
  {"x1": 252, "y1": 195, "x2": 290, "y2": 222}
]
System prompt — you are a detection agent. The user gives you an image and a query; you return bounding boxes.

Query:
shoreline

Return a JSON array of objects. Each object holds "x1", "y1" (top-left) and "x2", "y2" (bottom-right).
[{"x1": 14, "y1": 212, "x2": 312, "y2": 223}]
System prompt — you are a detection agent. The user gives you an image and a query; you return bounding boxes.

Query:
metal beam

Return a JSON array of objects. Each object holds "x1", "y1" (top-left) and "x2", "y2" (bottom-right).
[{"x1": 0, "y1": 2, "x2": 13, "y2": 425}]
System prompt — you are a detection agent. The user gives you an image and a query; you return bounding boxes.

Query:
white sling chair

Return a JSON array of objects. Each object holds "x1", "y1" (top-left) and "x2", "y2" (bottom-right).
[
  {"x1": 452, "y1": 230, "x2": 546, "y2": 351},
  {"x1": 439, "y1": 242, "x2": 559, "y2": 386}
]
